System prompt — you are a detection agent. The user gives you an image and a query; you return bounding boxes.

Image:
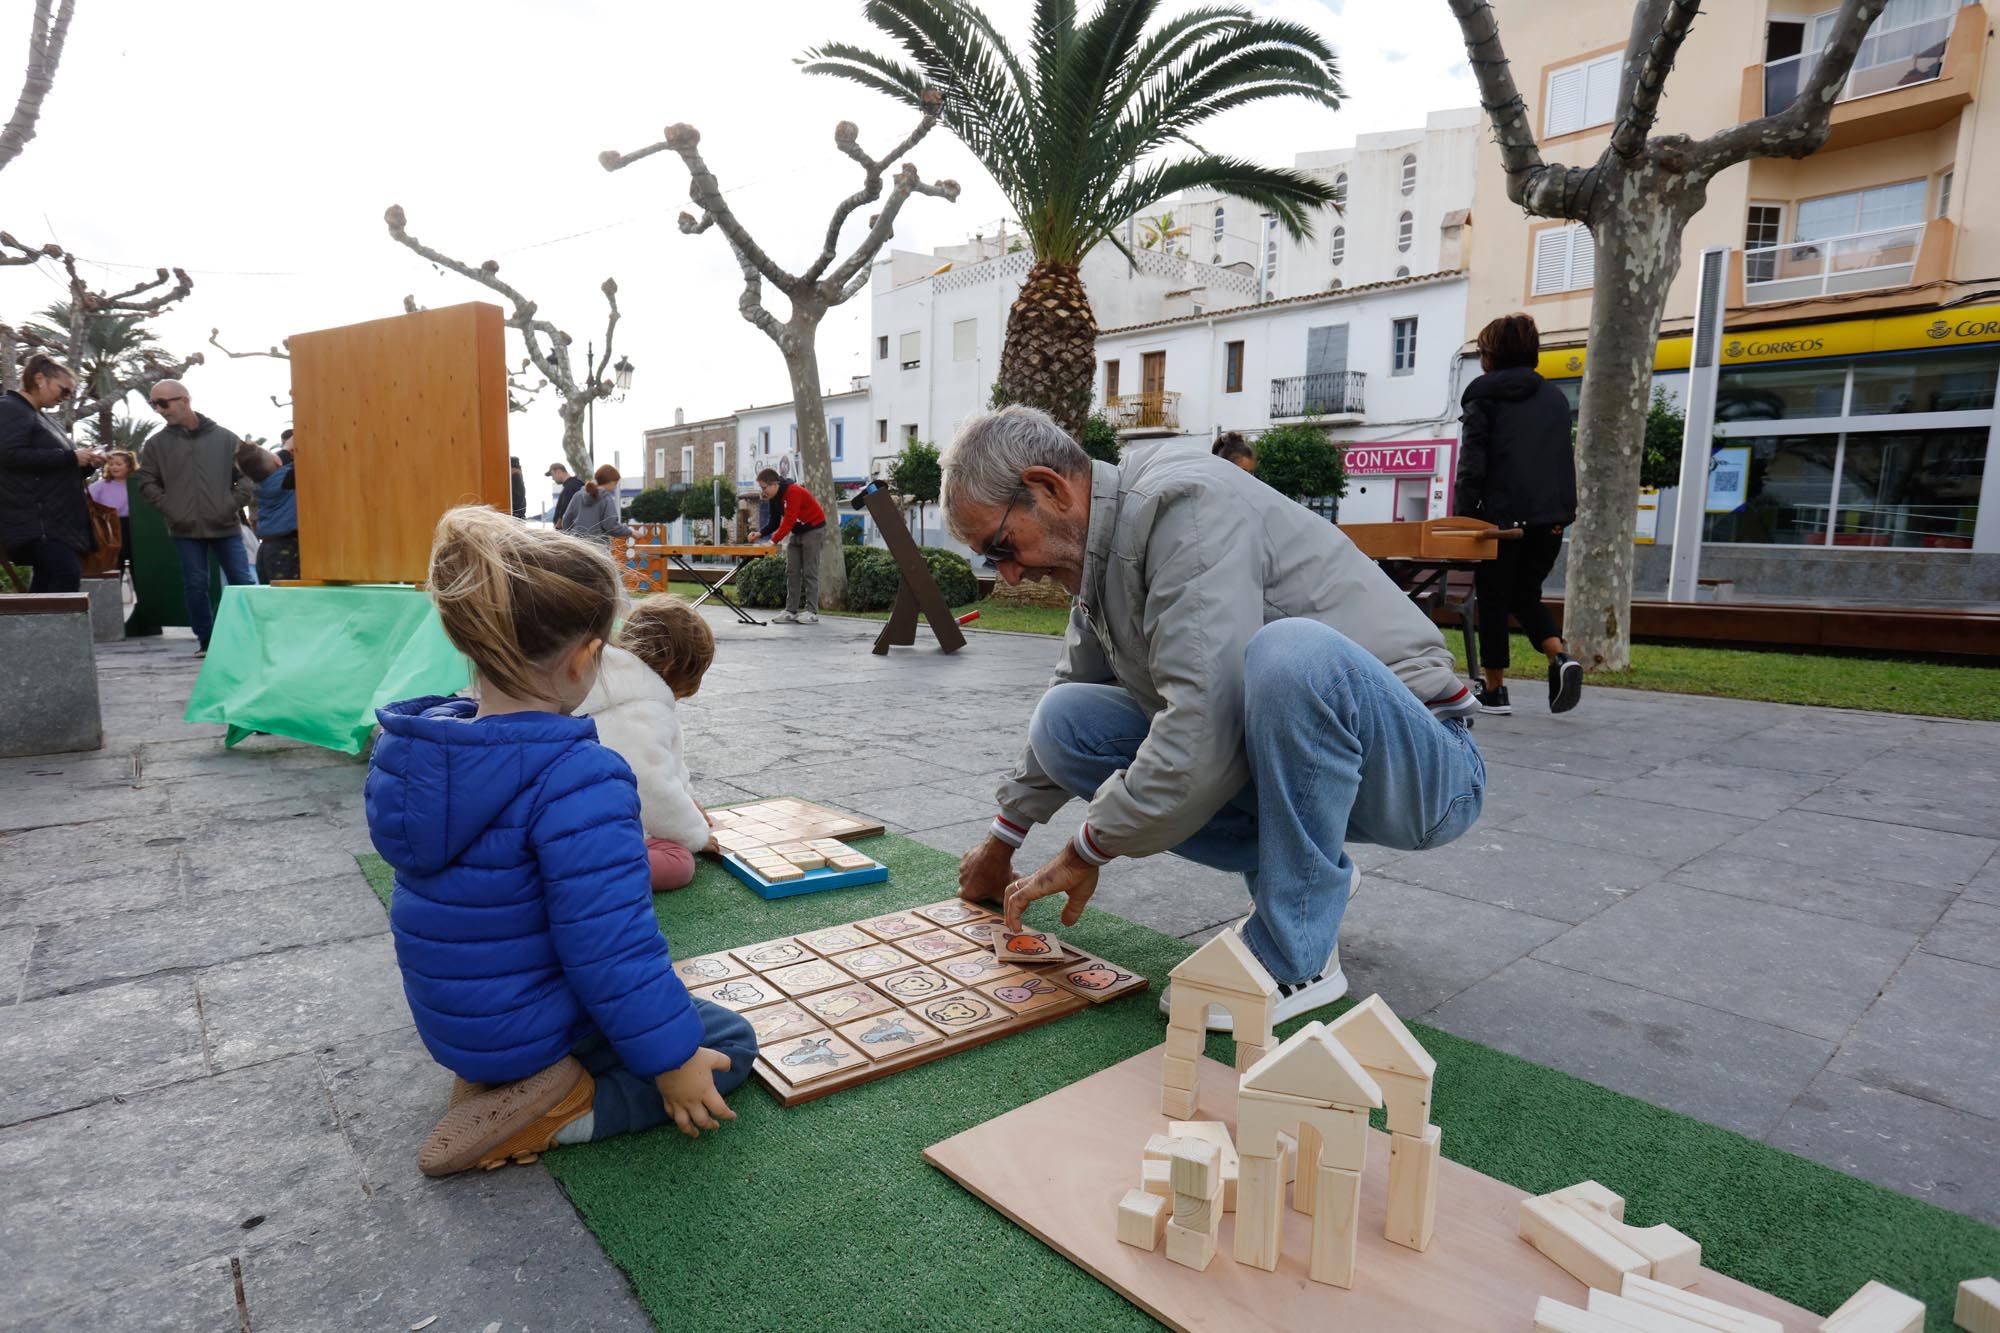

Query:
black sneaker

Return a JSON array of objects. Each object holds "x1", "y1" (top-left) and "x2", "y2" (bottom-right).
[
  {"x1": 1549, "y1": 654, "x2": 1583, "y2": 714},
  {"x1": 1475, "y1": 684, "x2": 1512, "y2": 715}
]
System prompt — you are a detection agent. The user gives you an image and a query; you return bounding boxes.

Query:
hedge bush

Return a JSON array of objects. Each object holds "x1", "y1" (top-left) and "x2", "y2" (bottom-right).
[
  {"x1": 844, "y1": 546, "x2": 902, "y2": 611},
  {"x1": 737, "y1": 543, "x2": 977, "y2": 612},
  {"x1": 737, "y1": 554, "x2": 788, "y2": 608},
  {"x1": 923, "y1": 547, "x2": 977, "y2": 606},
  {"x1": 626, "y1": 485, "x2": 679, "y2": 523}
]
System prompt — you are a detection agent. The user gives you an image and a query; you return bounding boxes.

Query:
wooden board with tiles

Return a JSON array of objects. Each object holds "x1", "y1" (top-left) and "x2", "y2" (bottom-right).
[
  {"x1": 708, "y1": 799, "x2": 891, "y2": 899},
  {"x1": 707, "y1": 799, "x2": 887, "y2": 848},
  {"x1": 683, "y1": 899, "x2": 1149, "y2": 1106}
]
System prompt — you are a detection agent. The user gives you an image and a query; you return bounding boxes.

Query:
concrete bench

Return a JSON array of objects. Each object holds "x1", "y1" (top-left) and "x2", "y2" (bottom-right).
[
  {"x1": 0, "y1": 593, "x2": 104, "y2": 757},
  {"x1": 83, "y1": 575, "x2": 124, "y2": 643}
]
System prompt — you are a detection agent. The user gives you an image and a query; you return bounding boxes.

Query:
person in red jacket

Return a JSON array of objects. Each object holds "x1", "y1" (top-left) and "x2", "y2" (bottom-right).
[{"x1": 756, "y1": 468, "x2": 827, "y2": 624}]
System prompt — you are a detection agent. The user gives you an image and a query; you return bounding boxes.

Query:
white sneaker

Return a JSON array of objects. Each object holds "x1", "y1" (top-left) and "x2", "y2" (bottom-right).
[
  {"x1": 769, "y1": 611, "x2": 798, "y2": 624},
  {"x1": 798, "y1": 612, "x2": 819, "y2": 624},
  {"x1": 1158, "y1": 869, "x2": 1359, "y2": 1032}
]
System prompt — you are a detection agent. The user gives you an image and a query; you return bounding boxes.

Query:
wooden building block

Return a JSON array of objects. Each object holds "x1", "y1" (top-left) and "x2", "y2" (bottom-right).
[
  {"x1": 1168, "y1": 1137, "x2": 1221, "y2": 1201},
  {"x1": 1116, "y1": 1188, "x2": 1167, "y2": 1251},
  {"x1": 1142, "y1": 1133, "x2": 1178, "y2": 1162},
  {"x1": 1241, "y1": 1021, "x2": 1383, "y2": 1110},
  {"x1": 1233, "y1": 1038, "x2": 1268, "y2": 1073},
  {"x1": 1385, "y1": 1124, "x2": 1441, "y2": 1252},
  {"x1": 1167, "y1": 984, "x2": 1274, "y2": 1044},
  {"x1": 1171, "y1": 1189, "x2": 1216, "y2": 1234},
  {"x1": 1232, "y1": 1151, "x2": 1284, "y2": 1272},
  {"x1": 1534, "y1": 1297, "x2": 1641, "y2": 1333},
  {"x1": 1959, "y1": 1278, "x2": 2000, "y2": 1333},
  {"x1": 1519, "y1": 1195, "x2": 1649, "y2": 1292},
  {"x1": 1161, "y1": 1084, "x2": 1198, "y2": 1119},
  {"x1": 1164, "y1": 1217, "x2": 1218, "y2": 1271},
  {"x1": 1277, "y1": 1129, "x2": 1297, "y2": 1184},
  {"x1": 1552, "y1": 1179, "x2": 1628, "y2": 1221},
  {"x1": 1161, "y1": 1054, "x2": 1198, "y2": 1091},
  {"x1": 1325, "y1": 993, "x2": 1437, "y2": 1079},
  {"x1": 1164, "y1": 1024, "x2": 1204, "y2": 1062},
  {"x1": 1141, "y1": 1158, "x2": 1171, "y2": 1198},
  {"x1": 1167, "y1": 930, "x2": 1278, "y2": 999},
  {"x1": 1554, "y1": 1182, "x2": 1701, "y2": 1288},
  {"x1": 1238, "y1": 1090, "x2": 1370, "y2": 1173},
  {"x1": 1374, "y1": 1068, "x2": 1435, "y2": 1138},
  {"x1": 1169, "y1": 1120, "x2": 1238, "y2": 1212},
  {"x1": 1307, "y1": 1164, "x2": 1362, "y2": 1288},
  {"x1": 1293, "y1": 1122, "x2": 1322, "y2": 1212},
  {"x1": 1820, "y1": 1281, "x2": 1924, "y2": 1333},
  {"x1": 1617, "y1": 1275, "x2": 1784, "y2": 1333},
  {"x1": 1586, "y1": 1289, "x2": 1719, "y2": 1332}
]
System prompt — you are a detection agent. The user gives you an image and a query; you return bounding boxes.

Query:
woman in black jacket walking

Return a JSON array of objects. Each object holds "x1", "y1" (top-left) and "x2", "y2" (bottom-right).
[
  {"x1": 0, "y1": 356, "x2": 103, "y2": 593},
  {"x1": 1456, "y1": 314, "x2": 1583, "y2": 716}
]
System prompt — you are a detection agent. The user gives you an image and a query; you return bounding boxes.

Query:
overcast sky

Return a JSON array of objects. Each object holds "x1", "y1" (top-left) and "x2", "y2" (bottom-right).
[{"x1": 1, "y1": 0, "x2": 1473, "y2": 493}]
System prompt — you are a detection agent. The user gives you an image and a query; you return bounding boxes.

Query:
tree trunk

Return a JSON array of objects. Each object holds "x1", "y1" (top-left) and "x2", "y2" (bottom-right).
[
  {"x1": 993, "y1": 260, "x2": 1099, "y2": 440},
  {"x1": 1566, "y1": 186, "x2": 1688, "y2": 673},
  {"x1": 96, "y1": 397, "x2": 113, "y2": 447},
  {"x1": 558, "y1": 404, "x2": 591, "y2": 479},
  {"x1": 780, "y1": 317, "x2": 849, "y2": 610}
]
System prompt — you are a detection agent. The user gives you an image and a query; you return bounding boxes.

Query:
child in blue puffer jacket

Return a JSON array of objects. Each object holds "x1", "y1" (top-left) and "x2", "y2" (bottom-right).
[{"x1": 367, "y1": 505, "x2": 757, "y2": 1177}]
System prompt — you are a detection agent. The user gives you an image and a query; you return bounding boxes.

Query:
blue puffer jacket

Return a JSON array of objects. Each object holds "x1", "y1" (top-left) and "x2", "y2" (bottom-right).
[{"x1": 367, "y1": 696, "x2": 704, "y2": 1084}]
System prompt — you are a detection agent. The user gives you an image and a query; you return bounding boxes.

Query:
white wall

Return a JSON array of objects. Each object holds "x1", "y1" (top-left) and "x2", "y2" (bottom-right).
[{"x1": 732, "y1": 389, "x2": 870, "y2": 492}]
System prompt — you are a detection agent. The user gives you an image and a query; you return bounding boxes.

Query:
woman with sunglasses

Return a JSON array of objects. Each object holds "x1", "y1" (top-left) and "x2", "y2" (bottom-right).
[{"x1": 0, "y1": 354, "x2": 104, "y2": 593}]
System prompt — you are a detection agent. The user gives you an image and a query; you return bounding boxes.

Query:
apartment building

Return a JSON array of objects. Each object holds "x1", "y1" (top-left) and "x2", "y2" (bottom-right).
[
  {"x1": 642, "y1": 409, "x2": 736, "y2": 490},
  {"x1": 1467, "y1": 0, "x2": 1999, "y2": 600}
]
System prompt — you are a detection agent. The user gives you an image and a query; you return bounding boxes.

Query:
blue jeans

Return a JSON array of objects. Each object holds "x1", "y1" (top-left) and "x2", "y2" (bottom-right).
[
  {"x1": 1029, "y1": 619, "x2": 1485, "y2": 983},
  {"x1": 570, "y1": 998, "x2": 759, "y2": 1142},
  {"x1": 172, "y1": 534, "x2": 256, "y2": 647}
]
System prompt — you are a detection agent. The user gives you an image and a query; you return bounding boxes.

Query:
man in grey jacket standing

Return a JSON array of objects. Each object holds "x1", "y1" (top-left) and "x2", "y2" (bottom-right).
[
  {"x1": 947, "y1": 406, "x2": 1483, "y2": 1029},
  {"x1": 135, "y1": 380, "x2": 257, "y2": 654}
]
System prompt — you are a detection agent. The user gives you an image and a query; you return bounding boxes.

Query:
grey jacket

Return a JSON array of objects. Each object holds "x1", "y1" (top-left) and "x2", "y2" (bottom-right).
[
  {"x1": 135, "y1": 415, "x2": 254, "y2": 539},
  {"x1": 561, "y1": 487, "x2": 631, "y2": 543},
  {"x1": 996, "y1": 448, "x2": 1465, "y2": 859}
]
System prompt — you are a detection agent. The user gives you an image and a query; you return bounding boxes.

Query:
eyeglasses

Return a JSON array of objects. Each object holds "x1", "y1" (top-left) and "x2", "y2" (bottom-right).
[
  {"x1": 980, "y1": 492, "x2": 1024, "y2": 566},
  {"x1": 53, "y1": 382, "x2": 73, "y2": 400},
  {"x1": 149, "y1": 394, "x2": 185, "y2": 411}
]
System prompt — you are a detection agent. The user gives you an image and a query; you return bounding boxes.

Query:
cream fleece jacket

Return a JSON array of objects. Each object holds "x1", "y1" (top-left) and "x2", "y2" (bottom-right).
[{"x1": 576, "y1": 646, "x2": 710, "y2": 851}]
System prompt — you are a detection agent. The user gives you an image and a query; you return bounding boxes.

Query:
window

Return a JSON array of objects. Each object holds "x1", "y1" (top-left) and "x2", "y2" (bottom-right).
[
  {"x1": 952, "y1": 318, "x2": 977, "y2": 362},
  {"x1": 832, "y1": 418, "x2": 845, "y2": 461},
  {"x1": 758, "y1": 426, "x2": 771, "y2": 455},
  {"x1": 1938, "y1": 168, "x2": 1953, "y2": 218},
  {"x1": 898, "y1": 330, "x2": 922, "y2": 369},
  {"x1": 788, "y1": 423, "x2": 797, "y2": 452},
  {"x1": 1531, "y1": 222, "x2": 1595, "y2": 295},
  {"x1": 1212, "y1": 205, "x2": 1225, "y2": 244},
  {"x1": 712, "y1": 441, "x2": 727, "y2": 475},
  {"x1": 1334, "y1": 171, "x2": 1347, "y2": 199},
  {"x1": 877, "y1": 335, "x2": 889, "y2": 360},
  {"x1": 1104, "y1": 359, "x2": 1121, "y2": 399},
  {"x1": 877, "y1": 418, "x2": 888, "y2": 444},
  {"x1": 1394, "y1": 264, "x2": 1410, "y2": 278},
  {"x1": 904, "y1": 423, "x2": 919, "y2": 442},
  {"x1": 1702, "y1": 427, "x2": 1986, "y2": 549},
  {"x1": 1795, "y1": 179, "x2": 1925, "y2": 241},
  {"x1": 1744, "y1": 204, "x2": 1785, "y2": 283},
  {"x1": 1224, "y1": 341, "x2": 1245, "y2": 394},
  {"x1": 680, "y1": 445, "x2": 694, "y2": 478},
  {"x1": 1401, "y1": 154, "x2": 1417, "y2": 195},
  {"x1": 1718, "y1": 362, "x2": 1849, "y2": 420},
  {"x1": 1544, "y1": 51, "x2": 1620, "y2": 138},
  {"x1": 1396, "y1": 212, "x2": 1414, "y2": 253},
  {"x1": 1330, "y1": 226, "x2": 1345, "y2": 267},
  {"x1": 1264, "y1": 231, "x2": 1278, "y2": 283},
  {"x1": 654, "y1": 447, "x2": 667, "y2": 480},
  {"x1": 1849, "y1": 349, "x2": 1999, "y2": 416},
  {"x1": 1391, "y1": 317, "x2": 1418, "y2": 375}
]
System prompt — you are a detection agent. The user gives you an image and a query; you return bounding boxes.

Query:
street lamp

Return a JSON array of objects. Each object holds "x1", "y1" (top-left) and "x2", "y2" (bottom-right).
[
  {"x1": 613, "y1": 355, "x2": 634, "y2": 392},
  {"x1": 584, "y1": 341, "x2": 636, "y2": 468}
]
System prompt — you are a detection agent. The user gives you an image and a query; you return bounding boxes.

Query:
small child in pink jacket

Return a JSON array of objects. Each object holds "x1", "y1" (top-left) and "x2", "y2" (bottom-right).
[{"x1": 576, "y1": 596, "x2": 715, "y2": 891}]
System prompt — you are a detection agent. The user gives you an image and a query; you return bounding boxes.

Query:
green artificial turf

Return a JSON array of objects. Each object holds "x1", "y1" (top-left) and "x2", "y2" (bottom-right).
[{"x1": 356, "y1": 838, "x2": 1999, "y2": 1332}]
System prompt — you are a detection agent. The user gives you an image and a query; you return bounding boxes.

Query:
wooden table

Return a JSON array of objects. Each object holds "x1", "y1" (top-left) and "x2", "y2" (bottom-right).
[
  {"x1": 1338, "y1": 518, "x2": 1515, "y2": 685},
  {"x1": 629, "y1": 544, "x2": 771, "y2": 625}
]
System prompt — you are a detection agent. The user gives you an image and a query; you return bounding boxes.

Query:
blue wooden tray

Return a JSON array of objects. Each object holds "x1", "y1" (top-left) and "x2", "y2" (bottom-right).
[{"x1": 720, "y1": 850, "x2": 889, "y2": 900}]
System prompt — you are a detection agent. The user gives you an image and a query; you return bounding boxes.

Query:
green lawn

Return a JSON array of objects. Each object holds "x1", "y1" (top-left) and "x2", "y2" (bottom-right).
[{"x1": 655, "y1": 582, "x2": 1999, "y2": 722}]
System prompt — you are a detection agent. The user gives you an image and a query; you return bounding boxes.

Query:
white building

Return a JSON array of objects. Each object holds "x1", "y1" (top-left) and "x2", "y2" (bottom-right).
[{"x1": 1094, "y1": 270, "x2": 1471, "y2": 524}]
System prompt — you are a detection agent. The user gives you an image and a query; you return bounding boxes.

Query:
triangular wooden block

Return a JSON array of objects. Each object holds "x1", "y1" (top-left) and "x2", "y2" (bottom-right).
[
  {"x1": 1241, "y1": 1021, "x2": 1382, "y2": 1109},
  {"x1": 1168, "y1": 931, "x2": 1276, "y2": 1000},
  {"x1": 1326, "y1": 994, "x2": 1436, "y2": 1079}
]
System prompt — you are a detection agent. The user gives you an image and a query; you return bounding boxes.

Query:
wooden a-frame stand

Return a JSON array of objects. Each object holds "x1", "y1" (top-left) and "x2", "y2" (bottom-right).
[{"x1": 862, "y1": 486, "x2": 966, "y2": 656}]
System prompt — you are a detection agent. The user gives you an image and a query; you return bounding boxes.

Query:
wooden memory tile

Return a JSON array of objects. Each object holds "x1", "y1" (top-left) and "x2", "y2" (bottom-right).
[
  {"x1": 827, "y1": 945, "x2": 914, "y2": 979},
  {"x1": 952, "y1": 919, "x2": 1005, "y2": 946},
  {"x1": 673, "y1": 951, "x2": 747, "y2": 986},
  {"x1": 870, "y1": 965, "x2": 957, "y2": 1005},
  {"x1": 799, "y1": 925, "x2": 874, "y2": 955},
  {"x1": 914, "y1": 899, "x2": 996, "y2": 927},
  {"x1": 689, "y1": 975, "x2": 785, "y2": 1013},
  {"x1": 827, "y1": 853, "x2": 877, "y2": 871},
  {"x1": 781, "y1": 849, "x2": 828, "y2": 870},
  {"x1": 838, "y1": 1011, "x2": 945, "y2": 1058},
  {"x1": 763, "y1": 959, "x2": 850, "y2": 998},
  {"x1": 978, "y1": 972, "x2": 1072, "y2": 1015},
  {"x1": 798, "y1": 983, "x2": 895, "y2": 1026},
  {"x1": 765, "y1": 1031, "x2": 867, "y2": 1084},
  {"x1": 912, "y1": 989, "x2": 1010, "y2": 1035},
  {"x1": 1047, "y1": 954, "x2": 1148, "y2": 1003},
  {"x1": 994, "y1": 927, "x2": 1069, "y2": 963},
  {"x1": 855, "y1": 910, "x2": 930, "y2": 942},
  {"x1": 898, "y1": 929, "x2": 981, "y2": 963},
  {"x1": 935, "y1": 953, "x2": 1024, "y2": 988},
  {"x1": 729, "y1": 938, "x2": 813, "y2": 970},
  {"x1": 742, "y1": 1001, "x2": 824, "y2": 1044}
]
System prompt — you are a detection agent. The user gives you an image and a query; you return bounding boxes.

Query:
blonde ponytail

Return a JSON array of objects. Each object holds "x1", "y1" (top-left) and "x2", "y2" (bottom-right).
[{"x1": 428, "y1": 505, "x2": 622, "y2": 704}]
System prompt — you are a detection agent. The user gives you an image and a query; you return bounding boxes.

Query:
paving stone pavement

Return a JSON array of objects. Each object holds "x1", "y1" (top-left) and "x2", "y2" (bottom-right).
[{"x1": 1, "y1": 614, "x2": 1994, "y2": 1329}]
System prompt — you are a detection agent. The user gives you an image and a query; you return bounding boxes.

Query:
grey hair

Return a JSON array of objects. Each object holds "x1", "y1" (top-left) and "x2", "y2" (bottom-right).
[{"x1": 940, "y1": 405, "x2": 1092, "y2": 542}]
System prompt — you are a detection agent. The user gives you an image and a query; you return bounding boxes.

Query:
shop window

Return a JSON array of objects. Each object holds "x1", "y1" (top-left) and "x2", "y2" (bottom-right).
[
  {"x1": 1850, "y1": 349, "x2": 1999, "y2": 416},
  {"x1": 1701, "y1": 435, "x2": 1842, "y2": 545},
  {"x1": 1717, "y1": 362, "x2": 1848, "y2": 420},
  {"x1": 1832, "y1": 427, "x2": 1985, "y2": 548}
]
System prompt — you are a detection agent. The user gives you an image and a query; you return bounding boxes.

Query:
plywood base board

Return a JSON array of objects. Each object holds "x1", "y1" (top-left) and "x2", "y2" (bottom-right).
[{"x1": 922, "y1": 1048, "x2": 1819, "y2": 1333}]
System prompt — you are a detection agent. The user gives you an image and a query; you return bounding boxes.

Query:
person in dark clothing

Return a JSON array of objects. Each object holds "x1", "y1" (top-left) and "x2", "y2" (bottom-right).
[
  {"x1": 546, "y1": 463, "x2": 583, "y2": 528},
  {"x1": 135, "y1": 380, "x2": 257, "y2": 654},
  {"x1": 253, "y1": 429, "x2": 300, "y2": 582},
  {"x1": 0, "y1": 356, "x2": 102, "y2": 593},
  {"x1": 1456, "y1": 313, "x2": 1583, "y2": 716},
  {"x1": 510, "y1": 456, "x2": 528, "y2": 519}
]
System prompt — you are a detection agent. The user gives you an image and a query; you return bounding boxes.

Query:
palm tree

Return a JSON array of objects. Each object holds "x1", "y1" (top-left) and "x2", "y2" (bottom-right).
[
  {"x1": 26, "y1": 301, "x2": 171, "y2": 444},
  {"x1": 1138, "y1": 210, "x2": 1190, "y2": 254},
  {"x1": 805, "y1": 0, "x2": 1343, "y2": 437}
]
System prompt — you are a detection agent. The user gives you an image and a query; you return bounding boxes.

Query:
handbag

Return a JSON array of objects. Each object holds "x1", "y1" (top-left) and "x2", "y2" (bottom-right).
[{"x1": 78, "y1": 498, "x2": 123, "y2": 577}]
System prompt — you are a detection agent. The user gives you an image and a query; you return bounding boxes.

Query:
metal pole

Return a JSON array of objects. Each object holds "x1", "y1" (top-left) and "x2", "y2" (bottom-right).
[
  {"x1": 586, "y1": 340, "x2": 595, "y2": 468},
  {"x1": 1666, "y1": 246, "x2": 1730, "y2": 601}
]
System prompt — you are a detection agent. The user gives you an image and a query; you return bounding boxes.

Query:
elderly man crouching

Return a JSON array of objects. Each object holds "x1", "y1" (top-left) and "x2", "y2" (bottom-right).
[{"x1": 948, "y1": 406, "x2": 1485, "y2": 1029}]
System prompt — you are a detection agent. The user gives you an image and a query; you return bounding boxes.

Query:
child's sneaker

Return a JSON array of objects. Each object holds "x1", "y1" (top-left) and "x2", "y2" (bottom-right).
[
  {"x1": 448, "y1": 1076, "x2": 487, "y2": 1107},
  {"x1": 1549, "y1": 653, "x2": 1583, "y2": 714},
  {"x1": 417, "y1": 1057, "x2": 594, "y2": 1177},
  {"x1": 1475, "y1": 684, "x2": 1512, "y2": 715}
]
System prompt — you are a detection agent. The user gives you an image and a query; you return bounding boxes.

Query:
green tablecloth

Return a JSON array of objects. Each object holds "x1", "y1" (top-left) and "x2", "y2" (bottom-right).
[{"x1": 183, "y1": 585, "x2": 468, "y2": 753}]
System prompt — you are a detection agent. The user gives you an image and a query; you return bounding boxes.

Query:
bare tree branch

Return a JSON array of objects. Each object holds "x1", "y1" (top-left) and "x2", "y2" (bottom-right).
[
  {"x1": 0, "y1": 229, "x2": 59, "y2": 266},
  {"x1": 1445, "y1": 0, "x2": 1595, "y2": 218},
  {"x1": 605, "y1": 125, "x2": 800, "y2": 290},
  {"x1": 1611, "y1": 0, "x2": 1701, "y2": 160},
  {"x1": 209, "y1": 327, "x2": 290, "y2": 361},
  {"x1": 0, "y1": 0, "x2": 75, "y2": 175},
  {"x1": 1690, "y1": 0, "x2": 1889, "y2": 177},
  {"x1": 808, "y1": 93, "x2": 945, "y2": 284}
]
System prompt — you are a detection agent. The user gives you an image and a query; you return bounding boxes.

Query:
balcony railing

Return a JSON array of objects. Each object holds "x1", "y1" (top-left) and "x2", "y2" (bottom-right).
[
  {"x1": 1743, "y1": 223, "x2": 1923, "y2": 304},
  {"x1": 1269, "y1": 370, "x2": 1367, "y2": 420},
  {"x1": 1762, "y1": 8, "x2": 1956, "y2": 115},
  {"x1": 1105, "y1": 390, "x2": 1180, "y2": 433}
]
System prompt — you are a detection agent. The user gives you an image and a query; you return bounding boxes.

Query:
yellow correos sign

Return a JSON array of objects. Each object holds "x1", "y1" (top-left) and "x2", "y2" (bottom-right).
[{"x1": 1538, "y1": 302, "x2": 2000, "y2": 379}]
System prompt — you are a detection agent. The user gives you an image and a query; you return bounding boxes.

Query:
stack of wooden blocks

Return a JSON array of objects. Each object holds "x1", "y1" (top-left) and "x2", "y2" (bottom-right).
[
  {"x1": 1159, "y1": 933, "x2": 1279, "y2": 1119},
  {"x1": 1519, "y1": 1179, "x2": 1702, "y2": 1295},
  {"x1": 737, "y1": 838, "x2": 875, "y2": 883}
]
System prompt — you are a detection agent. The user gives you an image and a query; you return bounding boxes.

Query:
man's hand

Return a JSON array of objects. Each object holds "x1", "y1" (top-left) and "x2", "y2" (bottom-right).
[
  {"x1": 958, "y1": 834, "x2": 1015, "y2": 907},
  {"x1": 1002, "y1": 842, "x2": 1100, "y2": 933},
  {"x1": 653, "y1": 1048, "x2": 738, "y2": 1138}
]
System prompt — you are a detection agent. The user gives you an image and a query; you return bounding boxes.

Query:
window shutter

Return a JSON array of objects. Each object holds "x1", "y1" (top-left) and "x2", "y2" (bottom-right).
[
  {"x1": 1532, "y1": 228, "x2": 1570, "y2": 295},
  {"x1": 1568, "y1": 226, "x2": 1595, "y2": 291},
  {"x1": 1583, "y1": 55, "x2": 1620, "y2": 128},
  {"x1": 1545, "y1": 66, "x2": 1585, "y2": 136},
  {"x1": 898, "y1": 331, "x2": 921, "y2": 364},
  {"x1": 952, "y1": 319, "x2": 977, "y2": 362}
]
